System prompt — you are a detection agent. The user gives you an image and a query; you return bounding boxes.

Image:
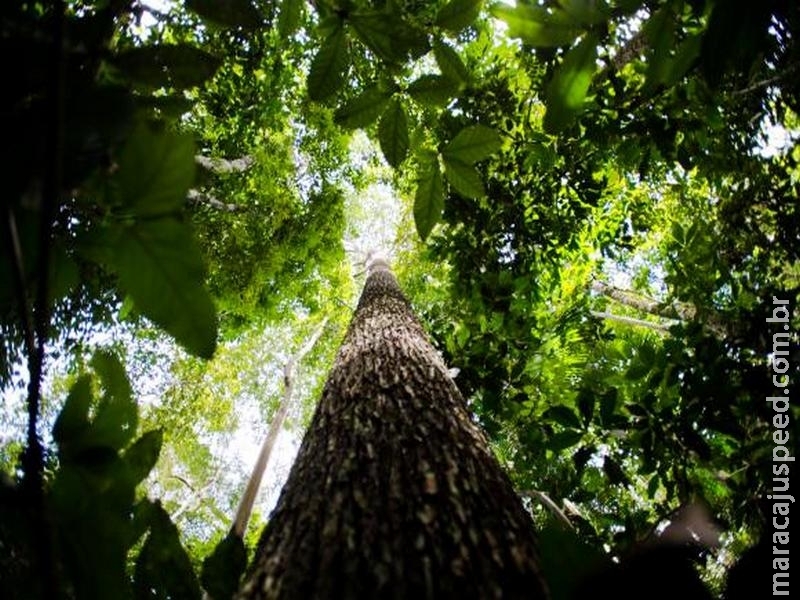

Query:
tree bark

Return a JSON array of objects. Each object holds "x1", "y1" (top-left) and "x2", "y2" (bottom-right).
[{"x1": 238, "y1": 258, "x2": 548, "y2": 599}]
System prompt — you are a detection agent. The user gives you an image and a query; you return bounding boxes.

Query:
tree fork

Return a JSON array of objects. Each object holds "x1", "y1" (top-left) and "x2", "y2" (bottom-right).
[{"x1": 238, "y1": 257, "x2": 548, "y2": 599}]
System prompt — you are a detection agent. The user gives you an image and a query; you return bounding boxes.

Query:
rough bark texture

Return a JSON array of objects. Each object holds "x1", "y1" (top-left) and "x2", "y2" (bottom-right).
[{"x1": 237, "y1": 261, "x2": 548, "y2": 599}]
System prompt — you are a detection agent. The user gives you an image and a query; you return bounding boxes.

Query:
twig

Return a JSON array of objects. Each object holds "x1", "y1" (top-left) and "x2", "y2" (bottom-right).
[
  {"x1": 521, "y1": 490, "x2": 575, "y2": 531},
  {"x1": 3, "y1": 206, "x2": 36, "y2": 360}
]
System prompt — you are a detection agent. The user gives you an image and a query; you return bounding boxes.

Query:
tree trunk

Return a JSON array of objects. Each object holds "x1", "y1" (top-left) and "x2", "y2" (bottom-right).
[{"x1": 237, "y1": 258, "x2": 548, "y2": 599}]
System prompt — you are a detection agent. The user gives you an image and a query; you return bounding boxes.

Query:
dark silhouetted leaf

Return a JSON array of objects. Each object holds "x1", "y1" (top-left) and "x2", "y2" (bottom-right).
[
  {"x1": 544, "y1": 33, "x2": 598, "y2": 133},
  {"x1": 90, "y1": 351, "x2": 137, "y2": 451},
  {"x1": 125, "y1": 430, "x2": 163, "y2": 485},
  {"x1": 544, "y1": 404, "x2": 583, "y2": 429},
  {"x1": 53, "y1": 375, "x2": 92, "y2": 448},
  {"x1": 308, "y1": 23, "x2": 348, "y2": 101},
  {"x1": 278, "y1": 0, "x2": 303, "y2": 37},
  {"x1": 113, "y1": 44, "x2": 222, "y2": 90},
  {"x1": 547, "y1": 429, "x2": 584, "y2": 451},
  {"x1": 603, "y1": 456, "x2": 631, "y2": 486},
  {"x1": 186, "y1": 0, "x2": 261, "y2": 29},
  {"x1": 134, "y1": 503, "x2": 201, "y2": 599},
  {"x1": 378, "y1": 99, "x2": 409, "y2": 167},
  {"x1": 201, "y1": 532, "x2": 247, "y2": 600}
]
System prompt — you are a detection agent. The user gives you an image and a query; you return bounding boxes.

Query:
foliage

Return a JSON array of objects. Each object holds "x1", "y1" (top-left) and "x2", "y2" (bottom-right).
[{"x1": 1, "y1": 0, "x2": 798, "y2": 597}]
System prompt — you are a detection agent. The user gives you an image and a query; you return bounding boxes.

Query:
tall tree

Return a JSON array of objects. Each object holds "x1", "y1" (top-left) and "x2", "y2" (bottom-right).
[{"x1": 239, "y1": 254, "x2": 548, "y2": 599}]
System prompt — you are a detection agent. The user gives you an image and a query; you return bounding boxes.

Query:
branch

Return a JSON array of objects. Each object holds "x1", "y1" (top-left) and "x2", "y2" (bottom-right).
[
  {"x1": 520, "y1": 490, "x2": 575, "y2": 531},
  {"x1": 187, "y1": 189, "x2": 242, "y2": 213},
  {"x1": 231, "y1": 316, "x2": 330, "y2": 538},
  {"x1": 195, "y1": 155, "x2": 254, "y2": 174},
  {"x1": 590, "y1": 310, "x2": 673, "y2": 333}
]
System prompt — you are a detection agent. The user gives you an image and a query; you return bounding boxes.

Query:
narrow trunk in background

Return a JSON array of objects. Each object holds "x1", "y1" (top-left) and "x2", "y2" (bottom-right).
[{"x1": 238, "y1": 258, "x2": 548, "y2": 599}]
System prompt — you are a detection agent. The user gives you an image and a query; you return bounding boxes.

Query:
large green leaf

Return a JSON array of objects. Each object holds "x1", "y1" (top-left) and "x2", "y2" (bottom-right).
[
  {"x1": 543, "y1": 33, "x2": 599, "y2": 133},
  {"x1": 490, "y1": 3, "x2": 582, "y2": 47},
  {"x1": 107, "y1": 218, "x2": 217, "y2": 359},
  {"x1": 124, "y1": 430, "x2": 163, "y2": 485},
  {"x1": 90, "y1": 351, "x2": 138, "y2": 451},
  {"x1": 116, "y1": 122, "x2": 195, "y2": 217},
  {"x1": 435, "y1": 0, "x2": 482, "y2": 34},
  {"x1": 186, "y1": 0, "x2": 261, "y2": 29},
  {"x1": 52, "y1": 375, "x2": 92, "y2": 448},
  {"x1": 414, "y1": 154, "x2": 445, "y2": 240},
  {"x1": 378, "y1": 100, "x2": 409, "y2": 167},
  {"x1": 113, "y1": 44, "x2": 222, "y2": 90},
  {"x1": 433, "y1": 40, "x2": 470, "y2": 86},
  {"x1": 334, "y1": 85, "x2": 391, "y2": 129},
  {"x1": 201, "y1": 532, "x2": 247, "y2": 600},
  {"x1": 134, "y1": 503, "x2": 201, "y2": 599},
  {"x1": 308, "y1": 23, "x2": 348, "y2": 101},
  {"x1": 442, "y1": 125, "x2": 502, "y2": 163},
  {"x1": 278, "y1": 0, "x2": 303, "y2": 38},
  {"x1": 349, "y1": 11, "x2": 428, "y2": 63},
  {"x1": 443, "y1": 157, "x2": 486, "y2": 199},
  {"x1": 407, "y1": 75, "x2": 459, "y2": 107}
]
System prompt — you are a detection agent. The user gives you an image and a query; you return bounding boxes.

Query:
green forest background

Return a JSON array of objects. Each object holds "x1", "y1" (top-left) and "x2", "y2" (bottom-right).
[{"x1": 1, "y1": 0, "x2": 798, "y2": 597}]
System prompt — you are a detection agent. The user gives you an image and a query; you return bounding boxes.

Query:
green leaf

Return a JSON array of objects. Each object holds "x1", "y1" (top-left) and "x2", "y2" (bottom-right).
[
  {"x1": 349, "y1": 11, "x2": 404, "y2": 63},
  {"x1": 134, "y1": 503, "x2": 201, "y2": 599},
  {"x1": 107, "y1": 218, "x2": 217, "y2": 358},
  {"x1": 443, "y1": 157, "x2": 486, "y2": 199},
  {"x1": 334, "y1": 85, "x2": 391, "y2": 129},
  {"x1": 576, "y1": 389, "x2": 595, "y2": 425},
  {"x1": 544, "y1": 404, "x2": 583, "y2": 429},
  {"x1": 308, "y1": 23, "x2": 348, "y2": 101},
  {"x1": 278, "y1": 0, "x2": 303, "y2": 38},
  {"x1": 433, "y1": 39, "x2": 470, "y2": 85},
  {"x1": 442, "y1": 125, "x2": 502, "y2": 163},
  {"x1": 543, "y1": 33, "x2": 598, "y2": 134},
  {"x1": 116, "y1": 122, "x2": 195, "y2": 218},
  {"x1": 414, "y1": 155, "x2": 445, "y2": 240},
  {"x1": 113, "y1": 44, "x2": 222, "y2": 90},
  {"x1": 435, "y1": 0, "x2": 482, "y2": 34},
  {"x1": 378, "y1": 100, "x2": 409, "y2": 167},
  {"x1": 90, "y1": 351, "x2": 137, "y2": 450},
  {"x1": 186, "y1": 0, "x2": 262, "y2": 29},
  {"x1": 490, "y1": 3, "x2": 582, "y2": 47},
  {"x1": 599, "y1": 389, "x2": 617, "y2": 426},
  {"x1": 558, "y1": 0, "x2": 608, "y2": 26},
  {"x1": 124, "y1": 430, "x2": 163, "y2": 485},
  {"x1": 547, "y1": 429, "x2": 584, "y2": 451},
  {"x1": 201, "y1": 532, "x2": 247, "y2": 600},
  {"x1": 53, "y1": 375, "x2": 93, "y2": 448},
  {"x1": 407, "y1": 75, "x2": 459, "y2": 107}
]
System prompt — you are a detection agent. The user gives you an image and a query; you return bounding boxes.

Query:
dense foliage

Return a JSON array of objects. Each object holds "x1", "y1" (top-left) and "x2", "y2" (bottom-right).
[{"x1": 1, "y1": 0, "x2": 798, "y2": 598}]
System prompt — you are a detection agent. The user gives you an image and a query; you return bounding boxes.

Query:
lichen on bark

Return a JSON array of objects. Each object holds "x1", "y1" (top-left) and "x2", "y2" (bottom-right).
[{"x1": 238, "y1": 259, "x2": 548, "y2": 599}]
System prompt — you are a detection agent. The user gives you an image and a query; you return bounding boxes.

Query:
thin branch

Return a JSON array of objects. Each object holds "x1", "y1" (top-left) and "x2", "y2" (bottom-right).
[
  {"x1": 520, "y1": 490, "x2": 575, "y2": 531},
  {"x1": 231, "y1": 316, "x2": 330, "y2": 538},
  {"x1": 591, "y1": 310, "x2": 673, "y2": 333},
  {"x1": 3, "y1": 206, "x2": 36, "y2": 359},
  {"x1": 195, "y1": 155, "x2": 254, "y2": 174},
  {"x1": 187, "y1": 189, "x2": 242, "y2": 213}
]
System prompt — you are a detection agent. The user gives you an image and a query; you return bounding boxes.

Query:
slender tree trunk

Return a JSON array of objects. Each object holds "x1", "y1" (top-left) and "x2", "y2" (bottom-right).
[{"x1": 238, "y1": 258, "x2": 548, "y2": 599}]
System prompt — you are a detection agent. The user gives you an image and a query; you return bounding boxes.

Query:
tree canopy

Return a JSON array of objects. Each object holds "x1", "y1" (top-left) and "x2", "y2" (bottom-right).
[{"x1": 1, "y1": 0, "x2": 798, "y2": 598}]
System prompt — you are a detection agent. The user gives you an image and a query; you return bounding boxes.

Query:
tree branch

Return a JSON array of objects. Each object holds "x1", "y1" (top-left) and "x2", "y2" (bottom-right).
[
  {"x1": 231, "y1": 316, "x2": 330, "y2": 538},
  {"x1": 591, "y1": 310, "x2": 673, "y2": 333},
  {"x1": 187, "y1": 189, "x2": 242, "y2": 213},
  {"x1": 195, "y1": 155, "x2": 254, "y2": 174}
]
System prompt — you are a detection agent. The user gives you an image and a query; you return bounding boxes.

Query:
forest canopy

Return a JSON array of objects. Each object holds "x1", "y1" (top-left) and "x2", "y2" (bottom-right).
[{"x1": 1, "y1": 0, "x2": 798, "y2": 598}]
